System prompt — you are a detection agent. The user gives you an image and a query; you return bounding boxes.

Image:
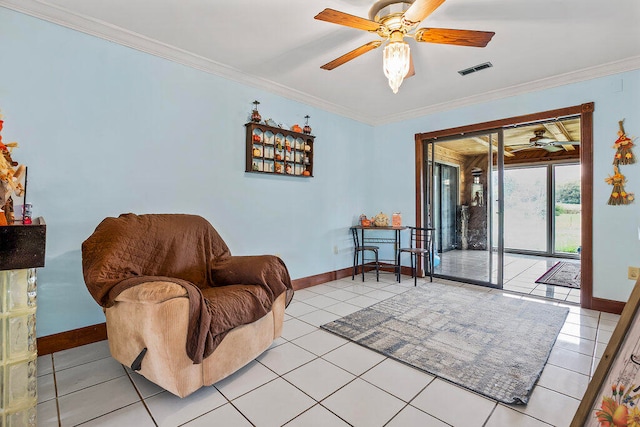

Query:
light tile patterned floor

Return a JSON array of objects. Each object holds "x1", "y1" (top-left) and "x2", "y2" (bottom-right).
[
  {"x1": 435, "y1": 251, "x2": 582, "y2": 303},
  {"x1": 37, "y1": 273, "x2": 614, "y2": 426}
]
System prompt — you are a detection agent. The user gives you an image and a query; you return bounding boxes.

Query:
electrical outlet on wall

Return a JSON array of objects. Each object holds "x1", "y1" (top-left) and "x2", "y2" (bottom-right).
[{"x1": 629, "y1": 266, "x2": 640, "y2": 280}]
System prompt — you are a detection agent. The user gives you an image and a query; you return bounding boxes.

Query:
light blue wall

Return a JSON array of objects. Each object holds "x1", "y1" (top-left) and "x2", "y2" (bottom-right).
[
  {"x1": 2, "y1": 7, "x2": 639, "y2": 337},
  {"x1": 0, "y1": 8, "x2": 373, "y2": 336},
  {"x1": 373, "y1": 70, "x2": 640, "y2": 302}
]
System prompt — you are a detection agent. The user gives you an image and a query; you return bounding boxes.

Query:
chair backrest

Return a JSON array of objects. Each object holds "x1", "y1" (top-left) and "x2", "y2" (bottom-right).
[
  {"x1": 409, "y1": 226, "x2": 435, "y2": 251},
  {"x1": 350, "y1": 227, "x2": 361, "y2": 248},
  {"x1": 82, "y1": 213, "x2": 232, "y2": 304}
]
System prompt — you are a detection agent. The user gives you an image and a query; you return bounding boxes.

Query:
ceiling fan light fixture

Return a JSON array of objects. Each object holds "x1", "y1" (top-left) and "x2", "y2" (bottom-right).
[{"x1": 383, "y1": 36, "x2": 410, "y2": 94}]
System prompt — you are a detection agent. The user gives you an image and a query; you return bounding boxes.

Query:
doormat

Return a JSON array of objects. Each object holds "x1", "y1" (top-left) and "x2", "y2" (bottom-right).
[
  {"x1": 535, "y1": 261, "x2": 581, "y2": 289},
  {"x1": 321, "y1": 283, "x2": 568, "y2": 404}
]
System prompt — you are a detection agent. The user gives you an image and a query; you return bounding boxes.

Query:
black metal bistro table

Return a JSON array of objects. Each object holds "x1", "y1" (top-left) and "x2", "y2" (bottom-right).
[{"x1": 351, "y1": 225, "x2": 406, "y2": 277}]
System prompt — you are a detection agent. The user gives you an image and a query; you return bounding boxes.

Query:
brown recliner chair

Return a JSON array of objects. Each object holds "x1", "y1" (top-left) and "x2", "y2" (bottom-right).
[{"x1": 82, "y1": 213, "x2": 293, "y2": 397}]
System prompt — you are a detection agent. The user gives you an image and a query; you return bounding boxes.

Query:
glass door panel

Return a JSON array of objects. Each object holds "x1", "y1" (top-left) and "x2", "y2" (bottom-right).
[
  {"x1": 554, "y1": 163, "x2": 581, "y2": 254},
  {"x1": 427, "y1": 131, "x2": 503, "y2": 287},
  {"x1": 502, "y1": 167, "x2": 548, "y2": 252}
]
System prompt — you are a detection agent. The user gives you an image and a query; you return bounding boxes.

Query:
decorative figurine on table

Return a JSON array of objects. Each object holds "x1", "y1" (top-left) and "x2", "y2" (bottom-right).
[
  {"x1": 392, "y1": 212, "x2": 402, "y2": 227},
  {"x1": 605, "y1": 166, "x2": 634, "y2": 205},
  {"x1": 613, "y1": 119, "x2": 635, "y2": 166},
  {"x1": 373, "y1": 212, "x2": 389, "y2": 227}
]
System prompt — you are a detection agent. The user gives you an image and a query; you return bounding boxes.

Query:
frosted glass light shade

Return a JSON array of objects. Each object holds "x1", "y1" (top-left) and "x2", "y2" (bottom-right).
[{"x1": 383, "y1": 41, "x2": 410, "y2": 94}]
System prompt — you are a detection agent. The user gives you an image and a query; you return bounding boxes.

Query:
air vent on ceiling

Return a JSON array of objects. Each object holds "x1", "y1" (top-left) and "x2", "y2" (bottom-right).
[{"x1": 458, "y1": 62, "x2": 493, "y2": 76}]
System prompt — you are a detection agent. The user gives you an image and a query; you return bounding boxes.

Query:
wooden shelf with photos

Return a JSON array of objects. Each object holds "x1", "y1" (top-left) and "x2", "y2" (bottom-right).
[{"x1": 245, "y1": 122, "x2": 314, "y2": 178}]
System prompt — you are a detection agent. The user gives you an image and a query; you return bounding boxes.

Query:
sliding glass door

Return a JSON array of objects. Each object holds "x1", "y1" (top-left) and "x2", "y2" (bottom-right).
[
  {"x1": 492, "y1": 162, "x2": 581, "y2": 257},
  {"x1": 426, "y1": 130, "x2": 504, "y2": 287}
]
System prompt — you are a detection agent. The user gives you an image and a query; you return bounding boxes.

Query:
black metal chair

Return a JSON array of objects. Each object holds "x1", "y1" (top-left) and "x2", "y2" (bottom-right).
[
  {"x1": 397, "y1": 226, "x2": 435, "y2": 286},
  {"x1": 350, "y1": 227, "x2": 379, "y2": 282}
]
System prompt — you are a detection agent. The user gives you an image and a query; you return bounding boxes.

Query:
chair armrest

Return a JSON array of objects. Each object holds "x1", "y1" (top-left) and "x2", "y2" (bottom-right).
[
  {"x1": 114, "y1": 279, "x2": 188, "y2": 304},
  {"x1": 210, "y1": 255, "x2": 293, "y2": 304}
]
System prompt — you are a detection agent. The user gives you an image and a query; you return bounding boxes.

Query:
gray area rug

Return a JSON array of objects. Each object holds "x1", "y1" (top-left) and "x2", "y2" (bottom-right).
[
  {"x1": 535, "y1": 261, "x2": 581, "y2": 289},
  {"x1": 321, "y1": 283, "x2": 568, "y2": 404}
]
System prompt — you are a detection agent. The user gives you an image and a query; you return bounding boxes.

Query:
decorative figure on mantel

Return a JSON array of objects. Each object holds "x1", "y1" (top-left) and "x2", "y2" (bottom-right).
[
  {"x1": 605, "y1": 166, "x2": 634, "y2": 205},
  {"x1": 0, "y1": 112, "x2": 26, "y2": 224},
  {"x1": 613, "y1": 119, "x2": 635, "y2": 166}
]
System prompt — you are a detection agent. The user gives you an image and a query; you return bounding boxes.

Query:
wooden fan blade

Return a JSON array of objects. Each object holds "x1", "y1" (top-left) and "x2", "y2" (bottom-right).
[
  {"x1": 414, "y1": 28, "x2": 495, "y2": 47},
  {"x1": 402, "y1": 0, "x2": 446, "y2": 26},
  {"x1": 314, "y1": 8, "x2": 381, "y2": 32},
  {"x1": 320, "y1": 41, "x2": 382, "y2": 70},
  {"x1": 405, "y1": 52, "x2": 415, "y2": 78}
]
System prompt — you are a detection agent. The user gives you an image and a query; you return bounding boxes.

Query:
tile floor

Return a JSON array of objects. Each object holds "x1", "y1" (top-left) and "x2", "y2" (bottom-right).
[
  {"x1": 37, "y1": 273, "x2": 616, "y2": 426},
  {"x1": 435, "y1": 250, "x2": 581, "y2": 303}
]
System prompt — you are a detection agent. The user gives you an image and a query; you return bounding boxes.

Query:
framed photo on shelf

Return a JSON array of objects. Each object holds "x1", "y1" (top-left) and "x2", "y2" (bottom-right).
[{"x1": 572, "y1": 278, "x2": 640, "y2": 426}]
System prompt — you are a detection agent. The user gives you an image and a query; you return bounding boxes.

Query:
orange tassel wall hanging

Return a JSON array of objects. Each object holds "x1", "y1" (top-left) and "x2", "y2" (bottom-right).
[
  {"x1": 613, "y1": 119, "x2": 635, "y2": 166},
  {"x1": 605, "y1": 166, "x2": 634, "y2": 205}
]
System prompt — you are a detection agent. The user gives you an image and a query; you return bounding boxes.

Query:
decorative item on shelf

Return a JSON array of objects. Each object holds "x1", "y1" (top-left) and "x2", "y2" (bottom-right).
[
  {"x1": 0, "y1": 112, "x2": 26, "y2": 225},
  {"x1": 291, "y1": 124, "x2": 302, "y2": 133},
  {"x1": 373, "y1": 212, "x2": 389, "y2": 227},
  {"x1": 252, "y1": 147, "x2": 261, "y2": 157},
  {"x1": 303, "y1": 169, "x2": 311, "y2": 177},
  {"x1": 266, "y1": 118, "x2": 278, "y2": 127},
  {"x1": 285, "y1": 140, "x2": 291, "y2": 152},
  {"x1": 613, "y1": 119, "x2": 636, "y2": 166},
  {"x1": 250, "y1": 100, "x2": 261, "y2": 123},
  {"x1": 276, "y1": 138, "x2": 282, "y2": 150},
  {"x1": 252, "y1": 133, "x2": 261, "y2": 143},
  {"x1": 303, "y1": 115, "x2": 312, "y2": 135},
  {"x1": 285, "y1": 164, "x2": 292, "y2": 174},
  {"x1": 392, "y1": 212, "x2": 402, "y2": 227},
  {"x1": 605, "y1": 166, "x2": 634, "y2": 205},
  {"x1": 304, "y1": 142, "x2": 311, "y2": 152},
  {"x1": 252, "y1": 162, "x2": 259, "y2": 171}
]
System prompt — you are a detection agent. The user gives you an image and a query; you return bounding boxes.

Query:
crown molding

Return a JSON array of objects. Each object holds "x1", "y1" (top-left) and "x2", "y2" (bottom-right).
[
  {"x1": 3, "y1": 0, "x2": 640, "y2": 127},
  {"x1": 378, "y1": 55, "x2": 640, "y2": 125}
]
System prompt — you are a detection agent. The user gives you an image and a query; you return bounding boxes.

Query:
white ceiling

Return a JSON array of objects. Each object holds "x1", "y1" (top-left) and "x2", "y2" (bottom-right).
[{"x1": 3, "y1": 0, "x2": 640, "y2": 125}]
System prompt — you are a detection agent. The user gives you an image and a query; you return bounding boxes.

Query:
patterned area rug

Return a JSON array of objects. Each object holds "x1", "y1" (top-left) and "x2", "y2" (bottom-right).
[
  {"x1": 321, "y1": 283, "x2": 568, "y2": 404},
  {"x1": 535, "y1": 261, "x2": 581, "y2": 289}
]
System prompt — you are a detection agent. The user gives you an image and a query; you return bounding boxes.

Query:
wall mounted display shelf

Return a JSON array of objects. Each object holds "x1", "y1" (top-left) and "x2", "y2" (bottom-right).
[{"x1": 245, "y1": 122, "x2": 315, "y2": 177}]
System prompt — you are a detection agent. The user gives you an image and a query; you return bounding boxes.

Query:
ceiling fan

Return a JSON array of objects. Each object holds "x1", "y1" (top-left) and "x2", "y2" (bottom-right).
[
  {"x1": 509, "y1": 130, "x2": 581, "y2": 153},
  {"x1": 314, "y1": 0, "x2": 495, "y2": 93}
]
